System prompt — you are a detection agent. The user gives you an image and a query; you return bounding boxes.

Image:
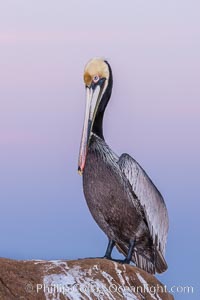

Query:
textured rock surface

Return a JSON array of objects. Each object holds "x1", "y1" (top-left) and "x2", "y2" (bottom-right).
[{"x1": 0, "y1": 258, "x2": 174, "y2": 299}]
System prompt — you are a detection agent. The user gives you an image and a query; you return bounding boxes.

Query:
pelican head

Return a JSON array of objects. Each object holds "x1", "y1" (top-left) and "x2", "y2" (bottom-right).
[{"x1": 78, "y1": 58, "x2": 113, "y2": 174}]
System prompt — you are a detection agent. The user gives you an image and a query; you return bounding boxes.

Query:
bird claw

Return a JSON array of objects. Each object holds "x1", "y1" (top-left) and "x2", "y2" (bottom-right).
[{"x1": 103, "y1": 257, "x2": 130, "y2": 264}]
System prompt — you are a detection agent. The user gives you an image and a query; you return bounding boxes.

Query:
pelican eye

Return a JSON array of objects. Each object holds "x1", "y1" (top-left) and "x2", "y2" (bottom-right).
[{"x1": 93, "y1": 75, "x2": 100, "y2": 83}]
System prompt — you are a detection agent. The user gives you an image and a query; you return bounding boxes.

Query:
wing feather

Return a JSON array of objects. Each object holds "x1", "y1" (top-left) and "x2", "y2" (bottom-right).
[{"x1": 118, "y1": 153, "x2": 169, "y2": 257}]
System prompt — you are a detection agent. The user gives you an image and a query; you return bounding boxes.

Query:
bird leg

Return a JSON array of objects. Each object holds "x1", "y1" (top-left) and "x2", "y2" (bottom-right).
[
  {"x1": 103, "y1": 239, "x2": 115, "y2": 259},
  {"x1": 123, "y1": 239, "x2": 135, "y2": 264},
  {"x1": 106, "y1": 239, "x2": 135, "y2": 264}
]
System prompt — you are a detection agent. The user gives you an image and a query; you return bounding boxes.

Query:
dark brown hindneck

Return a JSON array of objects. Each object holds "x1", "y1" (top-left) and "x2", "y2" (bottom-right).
[{"x1": 92, "y1": 61, "x2": 113, "y2": 140}]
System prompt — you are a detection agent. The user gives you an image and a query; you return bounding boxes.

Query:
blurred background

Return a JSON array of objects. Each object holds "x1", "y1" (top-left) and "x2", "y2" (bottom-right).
[{"x1": 0, "y1": 1, "x2": 199, "y2": 299}]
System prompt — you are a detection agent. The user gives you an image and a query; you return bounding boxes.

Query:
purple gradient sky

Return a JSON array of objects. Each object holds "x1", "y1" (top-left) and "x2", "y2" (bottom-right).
[{"x1": 0, "y1": 1, "x2": 200, "y2": 299}]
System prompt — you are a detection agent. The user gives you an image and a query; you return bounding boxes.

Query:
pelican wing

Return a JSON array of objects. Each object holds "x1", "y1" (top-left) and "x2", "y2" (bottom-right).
[{"x1": 118, "y1": 153, "x2": 169, "y2": 258}]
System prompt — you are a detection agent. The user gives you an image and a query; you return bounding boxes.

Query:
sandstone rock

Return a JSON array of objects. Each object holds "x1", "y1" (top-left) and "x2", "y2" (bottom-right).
[{"x1": 0, "y1": 258, "x2": 174, "y2": 299}]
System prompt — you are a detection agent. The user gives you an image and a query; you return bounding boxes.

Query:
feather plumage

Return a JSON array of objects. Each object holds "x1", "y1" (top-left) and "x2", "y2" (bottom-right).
[{"x1": 118, "y1": 153, "x2": 169, "y2": 273}]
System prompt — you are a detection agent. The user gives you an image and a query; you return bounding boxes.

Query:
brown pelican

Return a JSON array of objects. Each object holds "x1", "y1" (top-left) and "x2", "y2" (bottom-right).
[{"x1": 78, "y1": 58, "x2": 169, "y2": 274}]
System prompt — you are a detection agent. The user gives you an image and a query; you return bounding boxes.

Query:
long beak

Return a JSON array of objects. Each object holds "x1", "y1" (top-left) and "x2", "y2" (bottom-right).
[{"x1": 78, "y1": 84, "x2": 103, "y2": 175}]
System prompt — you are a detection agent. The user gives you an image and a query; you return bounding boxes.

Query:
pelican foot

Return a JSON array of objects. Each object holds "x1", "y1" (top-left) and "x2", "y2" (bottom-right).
[
  {"x1": 108, "y1": 258, "x2": 131, "y2": 264},
  {"x1": 102, "y1": 255, "x2": 111, "y2": 259}
]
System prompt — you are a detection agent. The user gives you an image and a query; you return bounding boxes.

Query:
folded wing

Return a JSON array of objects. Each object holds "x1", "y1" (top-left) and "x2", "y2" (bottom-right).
[{"x1": 118, "y1": 153, "x2": 169, "y2": 273}]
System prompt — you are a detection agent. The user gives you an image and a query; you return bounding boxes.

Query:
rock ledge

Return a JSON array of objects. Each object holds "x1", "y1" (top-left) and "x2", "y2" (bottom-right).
[{"x1": 0, "y1": 257, "x2": 174, "y2": 299}]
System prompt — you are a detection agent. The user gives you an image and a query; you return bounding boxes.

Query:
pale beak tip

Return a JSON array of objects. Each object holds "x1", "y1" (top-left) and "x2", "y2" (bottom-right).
[{"x1": 78, "y1": 166, "x2": 83, "y2": 176}]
